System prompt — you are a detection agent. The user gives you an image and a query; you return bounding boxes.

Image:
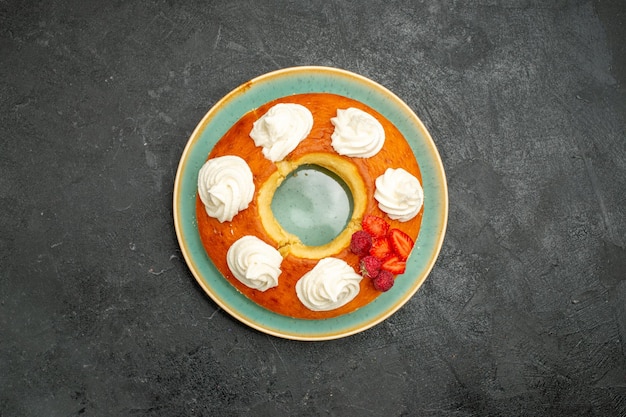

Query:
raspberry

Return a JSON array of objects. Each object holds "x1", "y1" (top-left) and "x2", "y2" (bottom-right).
[
  {"x1": 372, "y1": 270, "x2": 395, "y2": 292},
  {"x1": 350, "y1": 230, "x2": 372, "y2": 257},
  {"x1": 359, "y1": 256, "x2": 382, "y2": 278}
]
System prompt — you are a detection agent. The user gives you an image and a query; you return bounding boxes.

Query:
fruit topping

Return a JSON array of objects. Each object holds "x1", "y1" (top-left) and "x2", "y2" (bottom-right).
[
  {"x1": 350, "y1": 230, "x2": 373, "y2": 257},
  {"x1": 372, "y1": 270, "x2": 395, "y2": 292},
  {"x1": 351, "y1": 214, "x2": 415, "y2": 291},
  {"x1": 381, "y1": 255, "x2": 407, "y2": 275},
  {"x1": 388, "y1": 228, "x2": 414, "y2": 261},
  {"x1": 369, "y1": 237, "x2": 393, "y2": 260},
  {"x1": 362, "y1": 215, "x2": 389, "y2": 238},
  {"x1": 359, "y1": 256, "x2": 382, "y2": 279}
]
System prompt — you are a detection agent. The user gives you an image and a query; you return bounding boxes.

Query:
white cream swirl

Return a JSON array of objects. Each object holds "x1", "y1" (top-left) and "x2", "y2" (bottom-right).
[
  {"x1": 330, "y1": 107, "x2": 385, "y2": 158},
  {"x1": 295, "y1": 258, "x2": 362, "y2": 311},
  {"x1": 249, "y1": 103, "x2": 313, "y2": 162},
  {"x1": 197, "y1": 155, "x2": 255, "y2": 223},
  {"x1": 226, "y1": 236, "x2": 283, "y2": 291},
  {"x1": 374, "y1": 167, "x2": 424, "y2": 222}
]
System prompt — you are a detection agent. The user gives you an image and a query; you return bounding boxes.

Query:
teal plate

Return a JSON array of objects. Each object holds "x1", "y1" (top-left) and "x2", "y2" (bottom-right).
[{"x1": 173, "y1": 66, "x2": 448, "y2": 341}]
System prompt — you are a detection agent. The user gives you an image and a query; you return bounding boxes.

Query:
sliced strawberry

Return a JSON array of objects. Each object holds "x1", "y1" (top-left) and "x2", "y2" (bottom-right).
[
  {"x1": 362, "y1": 215, "x2": 389, "y2": 238},
  {"x1": 388, "y1": 228, "x2": 414, "y2": 261},
  {"x1": 381, "y1": 255, "x2": 407, "y2": 275},
  {"x1": 369, "y1": 237, "x2": 393, "y2": 260}
]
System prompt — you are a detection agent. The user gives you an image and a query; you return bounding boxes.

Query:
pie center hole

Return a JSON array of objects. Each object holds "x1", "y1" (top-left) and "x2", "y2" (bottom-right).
[{"x1": 271, "y1": 164, "x2": 354, "y2": 247}]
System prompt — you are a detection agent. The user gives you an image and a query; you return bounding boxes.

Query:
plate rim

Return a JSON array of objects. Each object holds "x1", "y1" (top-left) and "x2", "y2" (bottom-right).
[{"x1": 173, "y1": 65, "x2": 448, "y2": 341}]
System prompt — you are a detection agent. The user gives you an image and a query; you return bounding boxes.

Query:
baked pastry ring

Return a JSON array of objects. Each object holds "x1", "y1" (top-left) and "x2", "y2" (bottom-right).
[{"x1": 196, "y1": 93, "x2": 423, "y2": 319}]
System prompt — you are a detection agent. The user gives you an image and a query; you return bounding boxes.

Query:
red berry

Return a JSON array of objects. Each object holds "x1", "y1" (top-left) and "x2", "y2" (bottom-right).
[
  {"x1": 381, "y1": 255, "x2": 407, "y2": 275},
  {"x1": 362, "y1": 215, "x2": 389, "y2": 238},
  {"x1": 369, "y1": 237, "x2": 393, "y2": 260},
  {"x1": 350, "y1": 230, "x2": 372, "y2": 257},
  {"x1": 359, "y1": 256, "x2": 382, "y2": 278},
  {"x1": 373, "y1": 270, "x2": 395, "y2": 291},
  {"x1": 388, "y1": 228, "x2": 414, "y2": 261}
]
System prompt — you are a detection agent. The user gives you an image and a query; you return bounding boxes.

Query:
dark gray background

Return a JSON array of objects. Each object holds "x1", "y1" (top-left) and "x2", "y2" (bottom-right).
[{"x1": 1, "y1": 0, "x2": 625, "y2": 416}]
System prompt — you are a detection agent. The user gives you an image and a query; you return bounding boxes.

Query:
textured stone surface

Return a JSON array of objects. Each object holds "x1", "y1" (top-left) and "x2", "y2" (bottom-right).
[{"x1": 1, "y1": 0, "x2": 625, "y2": 416}]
